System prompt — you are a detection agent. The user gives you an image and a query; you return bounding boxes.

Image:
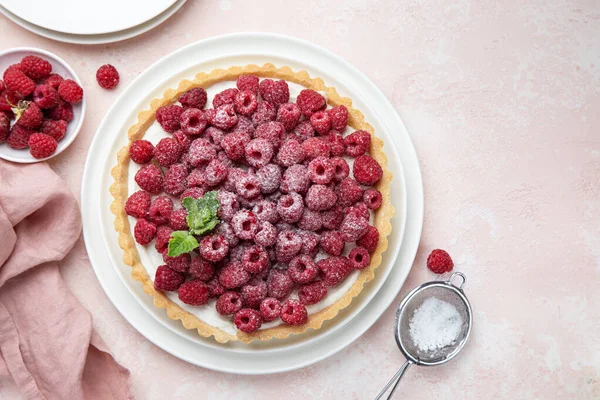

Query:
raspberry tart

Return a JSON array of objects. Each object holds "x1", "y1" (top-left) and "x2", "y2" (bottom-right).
[{"x1": 110, "y1": 64, "x2": 394, "y2": 343}]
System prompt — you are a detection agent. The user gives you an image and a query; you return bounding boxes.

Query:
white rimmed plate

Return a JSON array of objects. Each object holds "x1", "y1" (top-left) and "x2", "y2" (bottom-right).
[{"x1": 81, "y1": 33, "x2": 423, "y2": 374}]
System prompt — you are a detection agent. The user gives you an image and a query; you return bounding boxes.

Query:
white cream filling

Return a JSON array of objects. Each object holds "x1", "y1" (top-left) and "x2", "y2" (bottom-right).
[{"x1": 127, "y1": 80, "x2": 367, "y2": 334}]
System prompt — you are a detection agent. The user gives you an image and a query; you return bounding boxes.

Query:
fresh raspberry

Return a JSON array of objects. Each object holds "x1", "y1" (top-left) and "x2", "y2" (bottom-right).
[
  {"x1": 297, "y1": 209, "x2": 322, "y2": 231},
  {"x1": 280, "y1": 299, "x2": 308, "y2": 325},
  {"x1": 231, "y1": 210, "x2": 259, "y2": 240},
  {"x1": 95, "y1": 64, "x2": 119, "y2": 89},
  {"x1": 40, "y1": 119, "x2": 67, "y2": 142},
  {"x1": 203, "y1": 126, "x2": 226, "y2": 149},
  {"x1": 44, "y1": 74, "x2": 63, "y2": 90},
  {"x1": 229, "y1": 243, "x2": 249, "y2": 262},
  {"x1": 234, "y1": 308, "x2": 262, "y2": 333},
  {"x1": 310, "y1": 110, "x2": 331, "y2": 135},
  {"x1": 427, "y1": 249, "x2": 454, "y2": 274},
  {"x1": 298, "y1": 280, "x2": 328, "y2": 305},
  {"x1": 156, "y1": 104, "x2": 183, "y2": 133},
  {"x1": 154, "y1": 225, "x2": 173, "y2": 253},
  {"x1": 267, "y1": 269, "x2": 294, "y2": 300},
  {"x1": 330, "y1": 157, "x2": 350, "y2": 182},
  {"x1": 236, "y1": 74, "x2": 259, "y2": 94},
  {"x1": 234, "y1": 90, "x2": 258, "y2": 115},
  {"x1": 363, "y1": 188, "x2": 383, "y2": 210},
  {"x1": 328, "y1": 130, "x2": 346, "y2": 157},
  {"x1": 207, "y1": 277, "x2": 226, "y2": 297},
  {"x1": 275, "y1": 230, "x2": 302, "y2": 263},
  {"x1": 328, "y1": 105, "x2": 349, "y2": 131},
  {"x1": 0, "y1": 92, "x2": 17, "y2": 119},
  {"x1": 168, "y1": 208, "x2": 188, "y2": 230},
  {"x1": 163, "y1": 252, "x2": 191, "y2": 273},
  {"x1": 319, "y1": 256, "x2": 353, "y2": 286},
  {"x1": 148, "y1": 196, "x2": 173, "y2": 225},
  {"x1": 28, "y1": 133, "x2": 57, "y2": 159},
  {"x1": 230, "y1": 115, "x2": 256, "y2": 136},
  {"x1": 321, "y1": 206, "x2": 343, "y2": 230},
  {"x1": 0, "y1": 113, "x2": 9, "y2": 142},
  {"x1": 299, "y1": 231, "x2": 320, "y2": 257},
  {"x1": 172, "y1": 130, "x2": 191, "y2": 150},
  {"x1": 20, "y1": 55, "x2": 52, "y2": 80},
  {"x1": 320, "y1": 230, "x2": 345, "y2": 256},
  {"x1": 259, "y1": 79, "x2": 289, "y2": 106},
  {"x1": 302, "y1": 137, "x2": 331, "y2": 160},
  {"x1": 180, "y1": 108, "x2": 208, "y2": 136},
  {"x1": 129, "y1": 139, "x2": 154, "y2": 164},
  {"x1": 0, "y1": 80, "x2": 4, "y2": 92},
  {"x1": 153, "y1": 137, "x2": 182, "y2": 167},
  {"x1": 178, "y1": 280, "x2": 210, "y2": 306},
  {"x1": 251, "y1": 101, "x2": 276, "y2": 126},
  {"x1": 245, "y1": 138, "x2": 274, "y2": 168},
  {"x1": 346, "y1": 202, "x2": 370, "y2": 220},
  {"x1": 336, "y1": 177, "x2": 364, "y2": 207},
  {"x1": 212, "y1": 104, "x2": 238, "y2": 130},
  {"x1": 180, "y1": 187, "x2": 205, "y2": 201},
  {"x1": 188, "y1": 137, "x2": 217, "y2": 166},
  {"x1": 189, "y1": 256, "x2": 214, "y2": 281},
  {"x1": 349, "y1": 247, "x2": 370, "y2": 270},
  {"x1": 256, "y1": 163, "x2": 282, "y2": 194},
  {"x1": 7, "y1": 125, "x2": 34, "y2": 149},
  {"x1": 216, "y1": 291, "x2": 243, "y2": 315},
  {"x1": 353, "y1": 155, "x2": 383, "y2": 185},
  {"x1": 296, "y1": 89, "x2": 326, "y2": 118},
  {"x1": 213, "y1": 88, "x2": 239, "y2": 108},
  {"x1": 134, "y1": 218, "x2": 157, "y2": 245},
  {"x1": 280, "y1": 164, "x2": 309, "y2": 194},
  {"x1": 16, "y1": 101, "x2": 42, "y2": 129},
  {"x1": 154, "y1": 265, "x2": 184, "y2": 291},
  {"x1": 356, "y1": 225, "x2": 379, "y2": 252},
  {"x1": 344, "y1": 130, "x2": 371, "y2": 157},
  {"x1": 179, "y1": 87, "x2": 207, "y2": 109},
  {"x1": 215, "y1": 222, "x2": 240, "y2": 248},
  {"x1": 339, "y1": 211, "x2": 369, "y2": 242},
  {"x1": 260, "y1": 298, "x2": 281, "y2": 322},
  {"x1": 255, "y1": 221, "x2": 277, "y2": 247},
  {"x1": 163, "y1": 163, "x2": 188, "y2": 196},
  {"x1": 305, "y1": 184, "x2": 337, "y2": 211},
  {"x1": 219, "y1": 261, "x2": 250, "y2": 289},
  {"x1": 289, "y1": 255, "x2": 319, "y2": 284},
  {"x1": 253, "y1": 199, "x2": 279, "y2": 223},
  {"x1": 254, "y1": 121, "x2": 285, "y2": 148},
  {"x1": 277, "y1": 192, "x2": 304, "y2": 223},
  {"x1": 199, "y1": 234, "x2": 229, "y2": 262},
  {"x1": 217, "y1": 190, "x2": 240, "y2": 222},
  {"x1": 241, "y1": 279, "x2": 268, "y2": 309},
  {"x1": 293, "y1": 120, "x2": 315, "y2": 140},
  {"x1": 221, "y1": 132, "x2": 250, "y2": 160},
  {"x1": 125, "y1": 190, "x2": 151, "y2": 218},
  {"x1": 57, "y1": 79, "x2": 83, "y2": 104},
  {"x1": 308, "y1": 156, "x2": 334, "y2": 184},
  {"x1": 45, "y1": 100, "x2": 73, "y2": 122},
  {"x1": 33, "y1": 84, "x2": 59, "y2": 109},
  {"x1": 276, "y1": 102, "x2": 301, "y2": 131},
  {"x1": 275, "y1": 137, "x2": 305, "y2": 167},
  {"x1": 235, "y1": 173, "x2": 261, "y2": 199},
  {"x1": 201, "y1": 159, "x2": 227, "y2": 186},
  {"x1": 3, "y1": 66, "x2": 35, "y2": 97},
  {"x1": 241, "y1": 245, "x2": 269, "y2": 274}
]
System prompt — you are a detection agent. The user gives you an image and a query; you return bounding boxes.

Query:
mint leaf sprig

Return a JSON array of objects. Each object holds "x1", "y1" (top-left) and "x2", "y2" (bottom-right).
[{"x1": 167, "y1": 191, "x2": 220, "y2": 257}]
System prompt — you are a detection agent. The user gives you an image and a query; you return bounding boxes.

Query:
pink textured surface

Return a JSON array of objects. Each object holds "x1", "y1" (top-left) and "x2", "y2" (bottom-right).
[{"x1": 1, "y1": 0, "x2": 599, "y2": 398}]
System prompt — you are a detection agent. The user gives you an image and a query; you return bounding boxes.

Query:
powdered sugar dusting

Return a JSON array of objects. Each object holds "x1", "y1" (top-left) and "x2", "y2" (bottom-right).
[{"x1": 409, "y1": 297, "x2": 463, "y2": 353}]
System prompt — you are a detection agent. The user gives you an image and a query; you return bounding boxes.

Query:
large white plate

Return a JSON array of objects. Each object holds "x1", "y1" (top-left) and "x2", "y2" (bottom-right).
[
  {"x1": 81, "y1": 33, "x2": 423, "y2": 374},
  {"x1": 0, "y1": 0, "x2": 186, "y2": 45},
  {"x1": 2, "y1": 0, "x2": 176, "y2": 35}
]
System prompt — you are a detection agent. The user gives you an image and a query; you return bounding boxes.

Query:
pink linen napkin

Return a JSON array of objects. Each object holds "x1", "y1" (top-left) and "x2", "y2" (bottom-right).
[{"x1": 0, "y1": 160, "x2": 133, "y2": 400}]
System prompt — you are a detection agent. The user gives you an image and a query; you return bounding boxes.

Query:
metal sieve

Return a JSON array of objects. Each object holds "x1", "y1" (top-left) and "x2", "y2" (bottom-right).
[{"x1": 375, "y1": 272, "x2": 473, "y2": 399}]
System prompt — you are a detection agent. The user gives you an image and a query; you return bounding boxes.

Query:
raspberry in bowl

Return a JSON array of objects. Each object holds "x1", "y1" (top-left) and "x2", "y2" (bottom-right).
[{"x1": 0, "y1": 48, "x2": 86, "y2": 163}]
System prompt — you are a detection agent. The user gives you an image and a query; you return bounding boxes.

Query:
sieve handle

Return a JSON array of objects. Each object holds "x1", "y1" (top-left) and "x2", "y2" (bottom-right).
[
  {"x1": 374, "y1": 360, "x2": 412, "y2": 400},
  {"x1": 447, "y1": 272, "x2": 466, "y2": 290}
]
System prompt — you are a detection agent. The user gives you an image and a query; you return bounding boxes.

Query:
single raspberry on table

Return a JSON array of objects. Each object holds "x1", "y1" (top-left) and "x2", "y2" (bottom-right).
[
  {"x1": 251, "y1": 101, "x2": 276, "y2": 126},
  {"x1": 168, "y1": 208, "x2": 188, "y2": 230},
  {"x1": 275, "y1": 137, "x2": 305, "y2": 167},
  {"x1": 234, "y1": 90, "x2": 258, "y2": 115},
  {"x1": 180, "y1": 107, "x2": 208, "y2": 136},
  {"x1": 28, "y1": 133, "x2": 57, "y2": 159},
  {"x1": 277, "y1": 192, "x2": 304, "y2": 223},
  {"x1": 163, "y1": 252, "x2": 191, "y2": 273},
  {"x1": 154, "y1": 265, "x2": 184, "y2": 292},
  {"x1": 156, "y1": 104, "x2": 184, "y2": 133},
  {"x1": 134, "y1": 218, "x2": 157, "y2": 245},
  {"x1": 58, "y1": 79, "x2": 83, "y2": 104},
  {"x1": 15, "y1": 101, "x2": 43, "y2": 129},
  {"x1": 236, "y1": 74, "x2": 259, "y2": 94},
  {"x1": 45, "y1": 100, "x2": 73, "y2": 122},
  {"x1": 259, "y1": 79, "x2": 289, "y2": 106},
  {"x1": 179, "y1": 87, "x2": 207, "y2": 109},
  {"x1": 298, "y1": 280, "x2": 328, "y2": 305},
  {"x1": 427, "y1": 249, "x2": 454, "y2": 274},
  {"x1": 328, "y1": 130, "x2": 346, "y2": 157},
  {"x1": 288, "y1": 255, "x2": 319, "y2": 284},
  {"x1": 0, "y1": 113, "x2": 9, "y2": 142},
  {"x1": 308, "y1": 156, "x2": 334, "y2": 185},
  {"x1": 178, "y1": 280, "x2": 211, "y2": 306},
  {"x1": 344, "y1": 130, "x2": 371, "y2": 157},
  {"x1": 154, "y1": 225, "x2": 173, "y2": 253},
  {"x1": 245, "y1": 138, "x2": 274, "y2": 169},
  {"x1": 267, "y1": 268, "x2": 294, "y2": 300},
  {"x1": 280, "y1": 164, "x2": 310, "y2": 194},
  {"x1": 363, "y1": 188, "x2": 383, "y2": 210},
  {"x1": 276, "y1": 102, "x2": 301, "y2": 131},
  {"x1": 148, "y1": 196, "x2": 173, "y2": 225},
  {"x1": 20, "y1": 55, "x2": 52, "y2": 80},
  {"x1": 153, "y1": 137, "x2": 182, "y2": 167},
  {"x1": 234, "y1": 308, "x2": 262, "y2": 333},
  {"x1": 260, "y1": 298, "x2": 281, "y2": 322},
  {"x1": 213, "y1": 88, "x2": 239, "y2": 108},
  {"x1": 280, "y1": 299, "x2": 308, "y2": 325},
  {"x1": 33, "y1": 84, "x2": 59, "y2": 109},
  {"x1": 310, "y1": 110, "x2": 331, "y2": 135},
  {"x1": 216, "y1": 291, "x2": 243, "y2": 315},
  {"x1": 353, "y1": 154, "x2": 383, "y2": 186},
  {"x1": 4, "y1": 66, "x2": 35, "y2": 97},
  {"x1": 219, "y1": 261, "x2": 250, "y2": 289},
  {"x1": 328, "y1": 104, "x2": 349, "y2": 131},
  {"x1": 305, "y1": 184, "x2": 337, "y2": 211},
  {"x1": 129, "y1": 139, "x2": 154, "y2": 164},
  {"x1": 320, "y1": 230, "x2": 345, "y2": 256},
  {"x1": 296, "y1": 89, "x2": 326, "y2": 118},
  {"x1": 125, "y1": 190, "x2": 151, "y2": 218},
  {"x1": 163, "y1": 163, "x2": 188, "y2": 196},
  {"x1": 135, "y1": 164, "x2": 163, "y2": 194},
  {"x1": 231, "y1": 210, "x2": 259, "y2": 240},
  {"x1": 301, "y1": 137, "x2": 331, "y2": 160},
  {"x1": 241, "y1": 245, "x2": 269, "y2": 274},
  {"x1": 7, "y1": 125, "x2": 34, "y2": 149},
  {"x1": 44, "y1": 74, "x2": 63, "y2": 90},
  {"x1": 189, "y1": 256, "x2": 215, "y2": 281},
  {"x1": 96, "y1": 64, "x2": 119, "y2": 89},
  {"x1": 241, "y1": 279, "x2": 268, "y2": 309},
  {"x1": 336, "y1": 177, "x2": 364, "y2": 207},
  {"x1": 199, "y1": 234, "x2": 229, "y2": 262},
  {"x1": 349, "y1": 247, "x2": 370, "y2": 269}
]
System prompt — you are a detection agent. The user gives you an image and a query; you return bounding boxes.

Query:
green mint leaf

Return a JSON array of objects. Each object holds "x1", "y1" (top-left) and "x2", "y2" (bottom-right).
[
  {"x1": 181, "y1": 192, "x2": 220, "y2": 236},
  {"x1": 182, "y1": 197, "x2": 201, "y2": 230},
  {"x1": 167, "y1": 230, "x2": 199, "y2": 257}
]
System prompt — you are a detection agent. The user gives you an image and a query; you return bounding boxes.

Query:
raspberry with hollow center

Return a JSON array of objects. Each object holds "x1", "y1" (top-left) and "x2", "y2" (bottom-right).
[
  {"x1": 221, "y1": 131, "x2": 250, "y2": 161},
  {"x1": 344, "y1": 130, "x2": 371, "y2": 157},
  {"x1": 57, "y1": 79, "x2": 83, "y2": 104},
  {"x1": 148, "y1": 196, "x2": 173, "y2": 225},
  {"x1": 241, "y1": 279, "x2": 268, "y2": 309},
  {"x1": 245, "y1": 138, "x2": 274, "y2": 168},
  {"x1": 310, "y1": 110, "x2": 331, "y2": 135},
  {"x1": 260, "y1": 298, "x2": 282, "y2": 322},
  {"x1": 125, "y1": 190, "x2": 151, "y2": 218},
  {"x1": 231, "y1": 210, "x2": 259, "y2": 240},
  {"x1": 280, "y1": 164, "x2": 310, "y2": 194},
  {"x1": 302, "y1": 137, "x2": 331, "y2": 160},
  {"x1": 180, "y1": 108, "x2": 208, "y2": 136},
  {"x1": 253, "y1": 199, "x2": 279, "y2": 223},
  {"x1": 234, "y1": 90, "x2": 258, "y2": 115},
  {"x1": 267, "y1": 269, "x2": 294, "y2": 300},
  {"x1": 163, "y1": 163, "x2": 188, "y2": 196},
  {"x1": 216, "y1": 291, "x2": 243, "y2": 315},
  {"x1": 349, "y1": 247, "x2": 370, "y2": 270},
  {"x1": 213, "y1": 88, "x2": 239, "y2": 108},
  {"x1": 277, "y1": 192, "x2": 304, "y2": 223},
  {"x1": 298, "y1": 280, "x2": 328, "y2": 305},
  {"x1": 178, "y1": 280, "x2": 211, "y2": 306},
  {"x1": 328, "y1": 104, "x2": 349, "y2": 131},
  {"x1": 153, "y1": 137, "x2": 182, "y2": 167},
  {"x1": 363, "y1": 188, "x2": 383, "y2": 210},
  {"x1": 236, "y1": 74, "x2": 259, "y2": 94},
  {"x1": 427, "y1": 249, "x2": 454, "y2": 274},
  {"x1": 297, "y1": 209, "x2": 322, "y2": 232},
  {"x1": 241, "y1": 245, "x2": 269, "y2": 274},
  {"x1": 289, "y1": 255, "x2": 319, "y2": 284},
  {"x1": 280, "y1": 299, "x2": 308, "y2": 325},
  {"x1": 256, "y1": 163, "x2": 282, "y2": 194},
  {"x1": 254, "y1": 221, "x2": 277, "y2": 247},
  {"x1": 199, "y1": 234, "x2": 229, "y2": 262},
  {"x1": 154, "y1": 265, "x2": 184, "y2": 291},
  {"x1": 219, "y1": 261, "x2": 251, "y2": 289},
  {"x1": 235, "y1": 173, "x2": 261, "y2": 199},
  {"x1": 336, "y1": 177, "x2": 364, "y2": 207},
  {"x1": 212, "y1": 104, "x2": 238, "y2": 130},
  {"x1": 134, "y1": 218, "x2": 157, "y2": 245},
  {"x1": 156, "y1": 104, "x2": 184, "y2": 133},
  {"x1": 277, "y1": 102, "x2": 301, "y2": 131},
  {"x1": 28, "y1": 133, "x2": 57, "y2": 159},
  {"x1": 305, "y1": 184, "x2": 337, "y2": 211},
  {"x1": 276, "y1": 230, "x2": 302, "y2": 263},
  {"x1": 320, "y1": 230, "x2": 345, "y2": 256},
  {"x1": 308, "y1": 156, "x2": 334, "y2": 185},
  {"x1": 275, "y1": 138, "x2": 305, "y2": 167},
  {"x1": 254, "y1": 121, "x2": 285, "y2": 148},
  {"x1": 189, "y1": 256, "x2": 215, "y2": 281},
  {"x1": 234, "y1": 308, "x2": 262, "y2": 333},
  {"x1": 330, "y1": 157, "x2": 350, "y2": 182},
  {"x1": 129, "y1": 140, "x2": 154, "y2": 164},
  {"x1": 353, "y1": 154, "x2": 383, "y2": 186},
  {"x1": 251, "y1": 101, "x2": 276, "y2": 126},
  {"x1": 179, "y1": 87, "x2": 207, "y2": 109},
  {"x1": 296, "y1": 89, "x2": 326, "y2": 118},
  {"x1": 33, "y1": 84, "x2": 59, "y2": 109},
  {"x1": 96, "y1": 64, "x2": 119, "y2": 89}
]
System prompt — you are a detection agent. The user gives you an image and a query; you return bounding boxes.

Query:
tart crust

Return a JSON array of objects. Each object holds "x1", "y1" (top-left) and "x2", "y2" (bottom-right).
[{"x1": 110, "y1": 63, "x2": 394, "y2": 343}]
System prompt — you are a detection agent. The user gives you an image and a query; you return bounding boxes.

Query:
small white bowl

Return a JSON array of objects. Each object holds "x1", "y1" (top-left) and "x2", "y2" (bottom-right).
[{"x1": 0, "y1": 47, "x2": 86, "y2": 163}]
